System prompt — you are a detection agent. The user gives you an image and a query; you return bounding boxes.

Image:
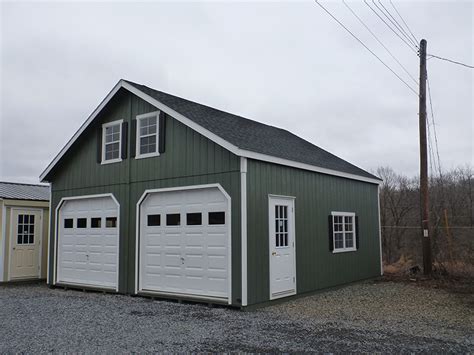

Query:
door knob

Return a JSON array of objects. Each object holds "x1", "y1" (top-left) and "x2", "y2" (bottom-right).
[{"x1": 272, "y1": 251, "x2": 277, "y2": 256}]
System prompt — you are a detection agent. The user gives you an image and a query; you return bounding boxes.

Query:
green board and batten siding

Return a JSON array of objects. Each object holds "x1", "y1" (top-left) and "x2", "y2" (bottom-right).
[
  {"x1": 47, "y1": 89, "x2": 242, "y2": 303},
  {"x1": 246, "y1": 159, "x2": 380, "y2": 305}
]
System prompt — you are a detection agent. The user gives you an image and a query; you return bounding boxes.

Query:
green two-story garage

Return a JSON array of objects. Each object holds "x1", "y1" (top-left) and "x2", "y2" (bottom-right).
[{"x1": 40, "y1": 79, "x2": 382, "y2": 307}]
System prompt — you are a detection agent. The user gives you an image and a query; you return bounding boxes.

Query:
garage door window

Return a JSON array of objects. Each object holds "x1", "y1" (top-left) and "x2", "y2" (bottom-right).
[
  {"x1": 64, "y1": 218, "x2": 73, "y2": 228},
  {"x1": 147, "y1": 214, "x2": 161, "y2": 226},
  {"x1": 91, "y1": 218, "x2": 101, "y2": 228},
  {"x1": 209, "y1": 212, "x2": 225, "y2": 225},
  {"x1": 77, "y1": 218, "x2": 87, "y2": 228},
  {"x1": 106, "y1": 217, "x2": 117, "y2": 228},
  {"x1": 166, "y1": 214, "x2": 180, "y2": 226},
  {"x1": 186, "y1": 213, "x2": 202, "y2": 226}
]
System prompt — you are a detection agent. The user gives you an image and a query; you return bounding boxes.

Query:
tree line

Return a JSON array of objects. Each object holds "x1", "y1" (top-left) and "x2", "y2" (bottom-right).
[{"x1": 377, "y1": 165, "x2": 473, "y2": 267}]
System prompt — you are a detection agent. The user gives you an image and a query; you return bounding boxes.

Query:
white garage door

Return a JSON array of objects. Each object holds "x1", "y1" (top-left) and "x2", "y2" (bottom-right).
[
  {"x1": 57, "y1": 196, "x2": 119, "y2": 289},
  {"x1": 139, "y1": 186, "x2": 230, "y2": 301}
]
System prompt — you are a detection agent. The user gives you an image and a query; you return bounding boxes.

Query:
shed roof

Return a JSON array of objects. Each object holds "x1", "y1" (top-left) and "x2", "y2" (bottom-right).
[
  {"x1": 0, "y1": 181, "x2": 50, "y2": 201},
  {"x1": 125, "y1": 81, "x2": 380, "y2": 181}
]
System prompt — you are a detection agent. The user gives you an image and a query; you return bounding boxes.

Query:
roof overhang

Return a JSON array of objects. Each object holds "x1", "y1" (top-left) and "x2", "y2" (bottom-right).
[{"x1": 40, "y1": 80, "x2": 381, "y2": 185}]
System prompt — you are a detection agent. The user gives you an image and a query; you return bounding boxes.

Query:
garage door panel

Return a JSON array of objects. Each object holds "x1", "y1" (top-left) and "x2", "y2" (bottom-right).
[
  {"x1": 57, "y1": 196, "x2": 119, "y2": 289},
  {"x1": 140, "y1": 187, "x2": 230, "y2": 301}
]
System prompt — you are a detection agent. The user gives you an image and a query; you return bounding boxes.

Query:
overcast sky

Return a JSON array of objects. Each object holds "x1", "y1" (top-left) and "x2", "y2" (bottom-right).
[{"x1": 1, "y1": 0, "x2": 472, "y2": 184}]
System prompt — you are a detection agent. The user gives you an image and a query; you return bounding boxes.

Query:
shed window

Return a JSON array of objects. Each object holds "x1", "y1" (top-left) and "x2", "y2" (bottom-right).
[
  {"x1": 17, "y1": 214, "x2": 35, "y2": 245},
  {"x1": 331, "y1": 212, "x2": 356, "y2": 253},
  {"x1": 102, "y1": 120, "x2": 122, "y2": 163},
  {"x1": 136, "y1": 112, "x2": 159, "y2": 158}
]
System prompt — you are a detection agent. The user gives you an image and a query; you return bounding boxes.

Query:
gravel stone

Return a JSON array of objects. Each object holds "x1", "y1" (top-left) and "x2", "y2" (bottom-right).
[{"x1": 0, "y1": 280, "x2": 472, "y2": 352}]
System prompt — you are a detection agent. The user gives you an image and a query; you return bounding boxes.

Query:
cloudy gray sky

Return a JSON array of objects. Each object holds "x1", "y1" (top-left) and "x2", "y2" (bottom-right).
[{"x1": 1, "y1": 0, "x2": 472, "y2": 183}]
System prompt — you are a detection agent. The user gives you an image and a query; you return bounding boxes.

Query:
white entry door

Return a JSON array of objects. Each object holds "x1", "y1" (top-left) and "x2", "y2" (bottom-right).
[
  {"x1": 269, "y1": 196, "x2": 296, "y2": 300},
  {"x1": 139, "y1": 186, "x2": 230, "y2": 302},
  {"x1": 57, "y1": 196, "x2": 119, "y2": 289},
  {"x1": 10, "y1": 209, "x2": 42, "y2": 280}
]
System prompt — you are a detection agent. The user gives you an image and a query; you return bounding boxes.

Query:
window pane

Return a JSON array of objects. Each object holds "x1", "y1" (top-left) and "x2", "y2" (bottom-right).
[
  {"x1": 29, "y1": 234, "x2": 34, "y2": 244},
  {"x1": 105, "y1": 142, "x2": 120, "y2": 160},
  {"x1": 18, "y1": 215, "x2": 23, "y2": 223},
  {"x1": 186, "y1": 213, "x2": 202, "y2": 226},
  {"x1": 166, "y1": 214, "x2": 180, "y2": 226},
  {"x1": 284, "y1": 234, "x2": 288, "y2": 247},
  {"x1": 29, "y1": 225, "x2": 34, "y2": 234},
  {"x1": 346, "y1": 233, "x2": 354, "y2": 248},
  {"x1": 30, "y1": 215, "x2": 35, "y2": 224},
  {"x1": 147, "y1": 214, "x2": 161, "y2": 226},
  {"x1": 24, "y1": 215, "x2": 29, "y2": 223},
  {"x1": 334, "y1": 232, "x2": 344, "y2": 249},
  {"x1": 209, "y1": 212, "x2": 225, "y2": 225},
  {"x1": 64, "y1": 219, "x2": 73, "y2": 228},
  {"x1": 106, "y1": 217, "x2": 117, "y2": 228},
  {"x1": 17, "y1": 234, "x2": 22, "y2": 244},
  {"x1": 275, "y1": 233, "x2": 280, "y2": 247},
  {"x1": 91, "y1": 218, "x2": 101, "y2": 228},
  {"x1": 77, "y1": 218, "x2": 87, "y2": 228}
]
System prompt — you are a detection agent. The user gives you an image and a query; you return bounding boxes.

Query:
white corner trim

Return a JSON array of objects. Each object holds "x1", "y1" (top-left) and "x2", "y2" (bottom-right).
[
  {"x1": 378, "y1": 186, "x2": 383, "y2": 275},
  {"x1": 40, "y1": 79, "x2": 382, "y2": 186},
  {"x1": 240, "y1": 157, "x2": 248, "y2": 306},
  {"x1": 46, "y1": 184, "x2": 52, "y2": 284}
]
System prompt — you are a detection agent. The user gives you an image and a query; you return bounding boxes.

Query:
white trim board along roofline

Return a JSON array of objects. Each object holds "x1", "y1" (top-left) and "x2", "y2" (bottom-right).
[{"x1": 39, "y1": 80, "x2": 381, "y2": 185}]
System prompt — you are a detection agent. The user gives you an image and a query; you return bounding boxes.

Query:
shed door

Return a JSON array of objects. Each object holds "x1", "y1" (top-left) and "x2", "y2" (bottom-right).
[
  {"x1": 139, "y1": 187, "x2": 230, "y2": 301},
  {"x1": 269, "y1": 196, "x2": 296, "y2": 300},
  {"x1": 10, "y1": 209, "x2": 42, "y2": 280},
  {"x1": 57, "y1": 196, "x2": 119, "y2": 289}
]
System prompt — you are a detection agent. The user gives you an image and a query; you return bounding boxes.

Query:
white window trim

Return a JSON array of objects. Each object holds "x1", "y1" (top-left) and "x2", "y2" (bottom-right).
[
  {"x1": 331, "y1": 211, "x2": 357, "y2": 253},
  {"x1": 101, "y1": 119, "x2": 123, "y2": 165},
  {"x1": 135, "y1": 111, "x2": 160, "y2": 159}
]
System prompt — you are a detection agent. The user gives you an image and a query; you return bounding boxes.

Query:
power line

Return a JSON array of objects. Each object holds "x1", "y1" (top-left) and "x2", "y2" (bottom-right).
[
  {"x1": 427, "y1": 54, "x2": 474, "y2": 69},
  {"x1": 389, "y1": 0, "x2": 419, "y2": 45},
  {"x1": 376, "y1": 0, "x2": 419, "y2": 48},
  {"x1": 364, "y1": 0, "x2": 419, "y2": 55},
  {"x1": 314, "y1": 0, "x2": 418, "y2": 96},
  {"x1": 342, "y1": 0, "x2": 418, "y2": 86},
  {"x1": 427, "y1": 73, "x2": 443, "y2": 179}
]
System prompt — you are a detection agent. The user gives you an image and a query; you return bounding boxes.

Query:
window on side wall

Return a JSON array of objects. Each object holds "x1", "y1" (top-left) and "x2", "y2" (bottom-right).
[
  {"x1": 102, "y1": 120, "x2": 123, "y2": 163},
  {"x1": 136, "y1": 111, "x2": 159, "y2": 159},
  {"x1": 330, "y1": 212, "x2": 357, "y2": 253}
]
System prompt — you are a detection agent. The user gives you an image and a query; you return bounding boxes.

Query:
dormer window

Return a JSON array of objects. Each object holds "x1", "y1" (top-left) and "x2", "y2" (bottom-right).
[
  {"x1": 135, "y1": 111, "x2": 160, "y2": 159},
  {"x1": 102, "y1": 120, "x2": 123, "y2": 164}
]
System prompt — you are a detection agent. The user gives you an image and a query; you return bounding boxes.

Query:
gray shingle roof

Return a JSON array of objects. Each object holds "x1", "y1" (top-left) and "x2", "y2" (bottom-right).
[
  {"x1": 0, "y1": 182, "x2": 50, "y2": 201},
  {"x1": 126, "y1": 80, "x2": 380, "y2": 181}
]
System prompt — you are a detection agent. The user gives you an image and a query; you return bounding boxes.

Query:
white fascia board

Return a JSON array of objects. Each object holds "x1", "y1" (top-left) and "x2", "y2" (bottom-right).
[{"x1": 40, "y1": 79, "x2": 381, "y2": 186}]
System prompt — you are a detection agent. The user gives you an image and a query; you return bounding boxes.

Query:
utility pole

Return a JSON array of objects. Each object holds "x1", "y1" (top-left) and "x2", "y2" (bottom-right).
[{"x1": 419, "y1": 39, "x2": 432, "y2": 275}]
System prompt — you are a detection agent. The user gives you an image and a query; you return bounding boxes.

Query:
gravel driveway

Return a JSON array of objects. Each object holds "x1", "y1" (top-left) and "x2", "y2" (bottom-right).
[{"x1": 0, "y1": 280, "x2": 472, "y2": 352}]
